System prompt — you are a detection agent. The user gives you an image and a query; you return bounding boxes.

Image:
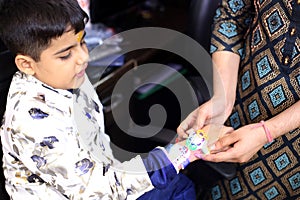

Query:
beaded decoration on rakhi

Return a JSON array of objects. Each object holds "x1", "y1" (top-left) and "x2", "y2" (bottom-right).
[{"x1": 186, "y1": 129, "x2": 209, "y2": 154}]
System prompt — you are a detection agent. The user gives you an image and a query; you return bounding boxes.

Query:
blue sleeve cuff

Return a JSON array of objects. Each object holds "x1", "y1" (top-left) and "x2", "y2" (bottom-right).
[{"x1": 142, "y1": 148, "x2": 177, "y2": 189}]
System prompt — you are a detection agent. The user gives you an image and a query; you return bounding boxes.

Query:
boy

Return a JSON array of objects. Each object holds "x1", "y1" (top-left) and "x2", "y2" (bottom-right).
[{"x1": 0, "y1": 0, "x2": 203, "y2": 199}]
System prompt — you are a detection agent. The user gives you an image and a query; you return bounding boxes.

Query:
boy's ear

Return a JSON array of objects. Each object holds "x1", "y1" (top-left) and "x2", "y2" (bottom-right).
[{"x1": 15, "y1": 54, "x2": 37, "y2": 75}]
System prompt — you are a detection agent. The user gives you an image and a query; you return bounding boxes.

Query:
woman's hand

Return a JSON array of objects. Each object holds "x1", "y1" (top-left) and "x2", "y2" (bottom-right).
[
  {"x1": 177, "y1": 51, "x2": 240, "y2": 141},
  {"x1": 177, "y1": 97, "x2": 232, "y2": 141},
  {"x1": 203, "y1": 123, "x2": 268, "y2": 163}
]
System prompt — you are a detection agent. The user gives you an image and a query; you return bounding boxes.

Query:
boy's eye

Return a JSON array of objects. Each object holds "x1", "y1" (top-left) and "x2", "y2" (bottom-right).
[{"x1": 59, "y1": 52, "x2": 71, "y2": 60}]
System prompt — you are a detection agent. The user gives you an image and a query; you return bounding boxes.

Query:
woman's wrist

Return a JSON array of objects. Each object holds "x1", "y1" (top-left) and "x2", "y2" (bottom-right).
[
  {"x1": 252, "y1": 121, "x2": 274, "y2": 144},
  {"x1": 261, "y1": 121, "x2": 273, "y2": 143},
  {"x1": 211, "y1": 95, "x2": 235, "y2": 121}
]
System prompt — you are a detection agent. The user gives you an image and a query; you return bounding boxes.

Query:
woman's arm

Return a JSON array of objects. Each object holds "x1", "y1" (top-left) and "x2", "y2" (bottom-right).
[
  {"x1": 266, "y1": 100, "x2": 300, "y2": 140},
  {"x1": 203, "y1": 101, "x2": 300, "y2": 163},
  {"x1": 177, "y1": 0, "x2": 254, "y2": 138},
  {"x1": 177, "y1": 51, "x2": 240, "y2": 139},
  {"x1": 210, "y1": 51, "x2": 240, "y2": 121}
]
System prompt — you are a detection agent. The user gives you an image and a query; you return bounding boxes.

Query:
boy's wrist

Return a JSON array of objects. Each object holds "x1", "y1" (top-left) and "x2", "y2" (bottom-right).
[
  {"x1": 164, "y1": 129, "x2": 210, "y2": 172},
  {"x1": 163, "y1": 143, "x2": 190, "y2": 172}
]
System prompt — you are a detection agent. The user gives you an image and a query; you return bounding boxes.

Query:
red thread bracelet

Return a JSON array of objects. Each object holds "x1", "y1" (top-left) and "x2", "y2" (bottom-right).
[{"x1": 253, "y1": 120, "x2": 273, "y2": 143}]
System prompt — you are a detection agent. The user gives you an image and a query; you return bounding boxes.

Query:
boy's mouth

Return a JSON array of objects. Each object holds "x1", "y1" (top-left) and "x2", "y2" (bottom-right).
[{"x1": 76, "y1": 64, "x2": 88, "y2": 78}]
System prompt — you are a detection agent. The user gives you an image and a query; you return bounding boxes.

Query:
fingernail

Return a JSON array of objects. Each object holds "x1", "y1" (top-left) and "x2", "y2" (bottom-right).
[
  {"x1": 194, "y1": 153, "x2": 203, "y2": 159},
  {"x1": 209, "y1": 144, "x2": 216, "y2": 151}
]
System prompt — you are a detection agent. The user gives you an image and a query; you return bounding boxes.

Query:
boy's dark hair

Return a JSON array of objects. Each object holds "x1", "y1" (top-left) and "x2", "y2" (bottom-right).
[{"x1": 0, "y1": 0, "x2": 89, "y2": 61}]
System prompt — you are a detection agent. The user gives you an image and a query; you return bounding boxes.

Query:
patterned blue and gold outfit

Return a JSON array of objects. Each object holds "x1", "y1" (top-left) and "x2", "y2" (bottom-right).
[{"x1": 210, "y1": 0, "x2": 300, "y2": 199}]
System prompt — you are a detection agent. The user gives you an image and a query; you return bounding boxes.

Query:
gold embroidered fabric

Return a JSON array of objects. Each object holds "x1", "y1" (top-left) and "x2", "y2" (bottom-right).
[{"x1": 209, "y1": 0, "x2": 300, "y2": 199}]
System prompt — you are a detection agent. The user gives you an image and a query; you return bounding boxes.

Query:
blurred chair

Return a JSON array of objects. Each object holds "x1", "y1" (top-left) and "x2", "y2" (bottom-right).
[
  {"x1": 187, "y1": 0, "x2": 221, "y2": 52},
  {"x1": 0, "y1": 40, "x2": 17, "y2": 123},
  {"x1": 0, "y1": 39, "x2": 17, "y2": 200}
]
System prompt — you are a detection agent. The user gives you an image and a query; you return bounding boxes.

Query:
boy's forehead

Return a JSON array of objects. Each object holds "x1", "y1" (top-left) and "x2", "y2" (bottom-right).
[{"x1": 77, "y1": 30, "x2": 84, "y2": 42}]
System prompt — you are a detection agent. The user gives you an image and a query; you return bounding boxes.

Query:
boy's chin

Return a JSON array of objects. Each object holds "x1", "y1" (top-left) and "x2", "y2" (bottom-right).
[{"x1": 72, "y1": 76, "x2": 85, "y2": 89}]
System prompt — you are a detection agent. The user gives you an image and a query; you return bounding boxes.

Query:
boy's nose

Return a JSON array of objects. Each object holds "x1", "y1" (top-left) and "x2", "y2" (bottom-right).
[{"x1": 77, "y1": 46, "x2": 89, "y2": 65}]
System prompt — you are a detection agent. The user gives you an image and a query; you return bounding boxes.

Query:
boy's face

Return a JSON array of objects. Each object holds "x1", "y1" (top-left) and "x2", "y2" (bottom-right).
[{"x1": 30, "y1": 29, "x2": 89, "y2": 89}]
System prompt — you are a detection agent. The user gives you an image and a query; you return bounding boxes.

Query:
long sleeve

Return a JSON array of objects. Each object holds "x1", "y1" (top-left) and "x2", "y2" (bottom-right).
[
  {"x1": 1, "y1": 72, "x2": 157, "y2": 199},
  {"x1": 210, "y1": 0, "x2": 254, "y2": 56},
  {"x1": 142, "y1": 148, "x2": 177, "y2": 189}
]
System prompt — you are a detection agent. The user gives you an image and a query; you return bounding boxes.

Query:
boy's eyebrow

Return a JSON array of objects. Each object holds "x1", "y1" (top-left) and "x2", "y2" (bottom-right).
[
  {"x1": 54, "y1": 45, "x2": 77, "y2": 55},
  {"x1": 54, "y1": 31, "x2": 86, "y2": 55}
]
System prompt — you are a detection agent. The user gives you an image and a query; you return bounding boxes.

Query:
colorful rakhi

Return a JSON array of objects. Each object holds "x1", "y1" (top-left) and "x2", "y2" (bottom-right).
[
  {"x1": 186, "y1": 129, "x2": 209, "y2": 154},
  {"x1": 166, "y1": 129, "x2": 210, "y2": 171}
]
